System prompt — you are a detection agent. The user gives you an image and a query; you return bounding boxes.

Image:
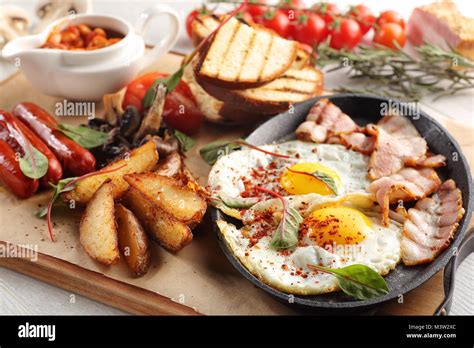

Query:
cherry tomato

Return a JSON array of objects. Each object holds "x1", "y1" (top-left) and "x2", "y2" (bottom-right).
[
  {"x1": 279, "y1": 0, "x2": 304, "y2": 20},
  {"x1": 185, "y1": 10, "x2": 199, "y2": 38},
  {"x1": 123, "y1": 72, "x2": 203, "y2": 135},
  {"x1": 261, "y1": 10, "x2": 291, "y2": 38},
  {"x1": 291, "y1": 13, "x2": 329, "y2": 46},
  {"x1": 235, "y1": 10, "x2": 254, "y2": 24},
  {"x1": 311, "y1": 2, "x2": 339, "y2": 24},
  {"x1": 373, "y1": 22, "x2": 406, "y2": 49},
  {"x1": 247, "y1": 0, "x2": 268, "y2": 23},
  {"x1": 347, "y1": 4, "x2": 375, "y2": 35},
  {"x1": 377, "y1": 10, "x2": 405, "y2": 29},
  {"x1": 329, "y1": 18, "x2": 362, "y2": 50}
]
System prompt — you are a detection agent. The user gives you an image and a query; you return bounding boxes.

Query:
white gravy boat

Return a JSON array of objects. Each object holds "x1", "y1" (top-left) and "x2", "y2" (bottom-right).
[{"x1": 2, "y1": 5, "x2": 180, "y2": 101}]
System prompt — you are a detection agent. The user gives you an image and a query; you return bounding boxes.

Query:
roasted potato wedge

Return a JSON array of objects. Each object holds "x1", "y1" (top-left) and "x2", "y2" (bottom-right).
[
  {"x1": 63, "y1": 141, "x2": 158, "y2": 204},
  {"x1": 79, "y1": 180, "x2": 119, "y2": 265},
  {"x1": 115, "y1": 204, "x2": 151, "y2": 277},
  {"x1": 124, "y1": 173, "x2": 207, "y2": 226},
  {"x1": 123, "y1": 186, "x2": 193, "y2": 251}
]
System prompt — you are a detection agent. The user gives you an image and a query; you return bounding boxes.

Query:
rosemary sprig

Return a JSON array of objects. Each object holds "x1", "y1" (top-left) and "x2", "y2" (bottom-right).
[{"x1": 314, "y1": 42, "x2": 474, "y2": 101}]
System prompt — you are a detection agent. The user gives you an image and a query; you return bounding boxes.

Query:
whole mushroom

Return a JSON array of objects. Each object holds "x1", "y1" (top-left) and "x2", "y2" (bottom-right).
[
  {"x1": 35, "y1": 0, "x2": 92, "y2": 33},
  {"x1": 0, "y1": 5, "x2": 31, "y2": 48}
]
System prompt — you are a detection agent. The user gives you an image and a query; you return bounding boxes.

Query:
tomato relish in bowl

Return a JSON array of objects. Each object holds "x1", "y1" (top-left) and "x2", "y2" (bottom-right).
[{"x1": 41, "y1": 23, "x2": 123, "y2": 51}]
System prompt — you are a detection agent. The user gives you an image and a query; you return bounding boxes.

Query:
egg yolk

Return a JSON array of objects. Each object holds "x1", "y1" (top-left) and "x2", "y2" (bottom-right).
[
  {"x1": 280, "y1": 162, "x2": 341, "y2": 196},
  {"x1": 302, "y1": 206, "x2": 371, "y2": 246}
]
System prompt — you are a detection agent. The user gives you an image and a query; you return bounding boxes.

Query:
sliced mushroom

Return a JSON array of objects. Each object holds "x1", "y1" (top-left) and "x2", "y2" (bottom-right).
[
  {"x1": 102, "y1": 88, "x2": 125, "y2": 126},
  {"x1": 133, "y1": 83, "x2": 166, "y2": 142},
  {"x1": 35, "y1": 0, "x2": 92, "y2": 33},
  {"x1": 0, "y1": 5, "x2": 32, "y2": 48}
]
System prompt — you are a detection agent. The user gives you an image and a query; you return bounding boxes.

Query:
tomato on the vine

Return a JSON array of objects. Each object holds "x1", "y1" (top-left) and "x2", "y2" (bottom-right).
[
  {"x1": 347, "y1": 4, "x2": 375, "y2": 35},
  {"x1": 329, "y1": 18, "x2": 362, "y2": 50},
  {"x1": 122, "y1": 72, "x2": 203, "y2": 135},
  {"x1": 186, "y1": 8, "x2": 209, "y2": 39},
  {"x1": 311, "y1": 2, "x2": 339, "y2": 24},
  {"x1": 377, "y1": 10, "x2": 405, "y2": 29},
  {"x1": 373, "y1": 22, "x2": 406, "y2": 49},
  {"x1": 291, "y1": 13, "x2": 329, "y2": 46},
  {"x1": 279, "y1": 0, "x2": 304, "y2": 20},
  {"x1": 247, "y1": 0, "x2": 268, "y2": 23},
  {"x1": 260, "y1": 10, "x2": 291, "y2": 38}
]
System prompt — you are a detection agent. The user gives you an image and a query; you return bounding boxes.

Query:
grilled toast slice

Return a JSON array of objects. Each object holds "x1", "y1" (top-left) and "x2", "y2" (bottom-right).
[
  {"x1": 194, "y1": 17, "x2": 298, "y2": 89},
  {"x1": 192, "y1": 14, "x2": 310, "y2": 69},
  {"x1": 183, "y1": 63, "x2": 263, "y2": 124},
  {"x1": 197, "y1": 65, "x2": 324, "y2": 114}
]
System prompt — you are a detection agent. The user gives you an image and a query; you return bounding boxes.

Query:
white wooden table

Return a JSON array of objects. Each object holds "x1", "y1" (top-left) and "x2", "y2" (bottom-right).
[{"x1": 0, "y1": 0, "x2": 473, "y2": 315}]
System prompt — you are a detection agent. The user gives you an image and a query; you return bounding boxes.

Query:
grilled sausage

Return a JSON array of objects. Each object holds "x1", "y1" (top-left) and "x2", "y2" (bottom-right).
[
  {"x1": 0, "y1": 139, "x2": 39, "y2": 198},
  {"x1": 12, "y1": 102, "x2": 96, "y2": 176},
  {"x1": 0, "y1": 110, "x2": 63, "y2": 186}
]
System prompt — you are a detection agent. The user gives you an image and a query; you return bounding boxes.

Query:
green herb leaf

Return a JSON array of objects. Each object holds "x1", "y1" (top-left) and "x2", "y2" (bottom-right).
[
  {"x1": 270, "y1": 206, "x2": 303, "y2": 250},
  {"x1": 19, "y1": 145, "x2": 48, "y2": 179},
  {"x1": 142, "y1": 67, "x2": 185, "y2": 109},
  {"x1": 35, "y1": 177, "x2": 77, "y2": 218},
  {"x1": 219, "y1": 194, "x2": 259, "y2": 209},
  {"x1": 311, "y1": 171, "x2": 338, "y2": 194},
  {"x1": 174, "y1": 130, "x2": 196, "y2": 152},
  {"x1": 56, "y1": 123, "x2": 108, "y2": 149},
  {"x1": 199, "y1": 140, "x2": 241, "y2": 165},
  {"x1": 288, "y1": 168, "x2": 338, "y2": 194},
  {"x1": 308, "y1": 264, "x2": 389, "y2": 300}
]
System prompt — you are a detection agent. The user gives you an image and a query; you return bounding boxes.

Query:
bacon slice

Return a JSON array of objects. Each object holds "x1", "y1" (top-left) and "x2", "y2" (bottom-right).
[
  {"x1": 368, "y1": 116, "x2": 427, "y2": 179},
  {"x1": 401, "y1": 180, "x2": 465, "y2": 266},
  {"x1": 368, "y1": 167, "x2": 441, "y2": 226},
  {"x1": 415, "y1": 154, "x2": 447, "y2": 168},
  {"x1": 339, "y1": 132, "x2": 376, "y2": 155},
  {"x1": 296, "y1": 99, "x2": 359, "y2": 143}
]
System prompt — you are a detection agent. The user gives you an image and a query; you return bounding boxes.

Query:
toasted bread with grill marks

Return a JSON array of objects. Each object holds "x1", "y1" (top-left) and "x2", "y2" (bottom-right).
[
  {"x1": 193, "y1": 17, "x2": 298, "y2": 89},
  {"x1": 183, "y1": 62, "x2": 265, "y2": 124},
  {"x1": 191, "y1": 14, "x2": 310, "y2": 69},
  {"x1": 197, "y1": 65, "x2": 324, "y2": 114}
]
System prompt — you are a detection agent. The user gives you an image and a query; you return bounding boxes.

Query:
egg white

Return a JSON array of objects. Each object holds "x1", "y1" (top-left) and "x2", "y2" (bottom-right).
[
  {"x1": 217, "y1": 194, "x2": 403, "y2": 295},
  {"x1": 208, "y1": 141, "x2": 370, "y2": 201}
]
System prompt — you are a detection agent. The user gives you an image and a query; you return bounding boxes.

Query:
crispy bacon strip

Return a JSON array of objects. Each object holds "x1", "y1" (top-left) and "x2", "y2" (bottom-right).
[
  {"x1": 368, "y1": 116, "x2": 428, "y2": 179},
  {"x1": 368, "y1": 167, "x2": 441, "y2": 226},
  {"x1": 339, "y1": 131, "x2": 376, "y2": 155},
  {"x1": 401, "y1": 180, "x2": 465, "y2": 266},
  {"x1": 415, "y1": 154, "x2": 447, "y2": 168},
  {"x1": 296, "y1": 99, "x2": 360, "y2": 143}
]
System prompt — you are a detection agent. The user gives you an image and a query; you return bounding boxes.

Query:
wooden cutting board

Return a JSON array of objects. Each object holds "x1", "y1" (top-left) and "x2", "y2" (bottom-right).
[{"x1": 0, "y1": 53, "x2": 472, "y2": 315}]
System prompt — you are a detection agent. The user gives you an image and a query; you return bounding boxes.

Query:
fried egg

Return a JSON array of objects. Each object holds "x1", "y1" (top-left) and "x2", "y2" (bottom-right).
[
  {"x1": 217, "y1": 194, "x2": 402, "y2": 295},
  {"x1": 208, "y1": 141, "x2": 370, "y2": 201}
]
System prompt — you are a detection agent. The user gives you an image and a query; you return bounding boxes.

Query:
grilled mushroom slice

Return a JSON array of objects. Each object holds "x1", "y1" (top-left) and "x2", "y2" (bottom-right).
[
  {"x1": 0, "y1": 5, "x2": 31, "y2": 48},
  {"x1": 35, "y1": 0, "x2": 92, "y2": 32}
]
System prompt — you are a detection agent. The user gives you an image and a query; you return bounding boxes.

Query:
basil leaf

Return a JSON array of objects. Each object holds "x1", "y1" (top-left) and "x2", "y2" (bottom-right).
[
  {"x1": 165, "y1": 66, "x2": 185, "y2": 93},
  {"x1": 35, "y1": 177, "x2": 77, "y2": 218},
  {"x1": 35, "y1": 206, "x2": 49, "y2": 218},
  {"x1": 219, "y1": 194, "x2": 259, "y2": 209},
  {"x1": 270, "y1": 207, "x2": 303, "y2": 250},
  {"x1": 142, "y1": 67, "x2": 185, "y2": 109},
  {"x1": 174, "y1": 130, "x2": 196, "y2": 152},
  {"x1": 57, "y1": 123, "x2": 108, "y2": 149},
  {"x1": 310, "y1": 171, "x2": 338, "y2": 194},
  {"x1": 19, "y1": 145, "x2": 48, "y2": 179},
  {"x1": 142, "y1": 78, "x2": 167, "y2": 109},
  {"x1": 199, "y1": 140, "x2": 241, "y2": 165},
  {"x1": 309, "y1": 264, "x2": 389, "y2": 300}
]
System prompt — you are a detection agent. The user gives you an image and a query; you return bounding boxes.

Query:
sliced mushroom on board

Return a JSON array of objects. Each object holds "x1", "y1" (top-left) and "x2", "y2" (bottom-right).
[
  {"x1": 0, "y1": 5, "x2": 32, "y2": 48},
  {"x1": 35, "y1": 0, "x2": 92, "y2": 33}
]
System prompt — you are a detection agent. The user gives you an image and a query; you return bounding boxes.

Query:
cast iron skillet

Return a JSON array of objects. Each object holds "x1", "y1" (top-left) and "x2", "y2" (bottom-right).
[{"x1": 211, "y1": 94, "x2": 473, "y2": 313}]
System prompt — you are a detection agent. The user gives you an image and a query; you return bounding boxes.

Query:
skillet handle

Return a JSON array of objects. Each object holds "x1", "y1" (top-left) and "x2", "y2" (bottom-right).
[{"x1": 434, "y1": 229, "x2": 474, "y2": 315}]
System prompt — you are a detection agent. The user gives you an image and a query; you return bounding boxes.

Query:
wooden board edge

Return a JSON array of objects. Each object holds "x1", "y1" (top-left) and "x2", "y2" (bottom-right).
[{"x1": 0, "y1": 241, "x2": 201, "y2": 316}]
